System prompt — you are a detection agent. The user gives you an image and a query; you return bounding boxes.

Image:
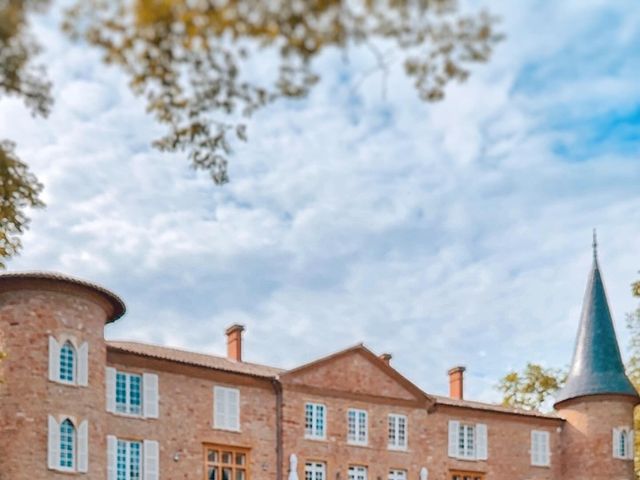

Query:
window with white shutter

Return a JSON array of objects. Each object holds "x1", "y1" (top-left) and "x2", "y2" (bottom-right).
[
  {"x1": 214, "y1": 386, "x2": 241, "y2": 431},
  {"x1": 304, "y1": 403, "x2": 326, "y2": 439},
  {"x1": 107, "y1": 437, "x2": 158, "y2": 480},
  {"x1": 531, "y1": 430, "x2": 550, "y2": 466},
  {"x1": 48, "y1": 337, "x2": 89, "y2": 387},
  {"x1": 347, "y1": 409, "x2": 368, "y2": 445},
  {"x1": 448, "y1": 421, "x2": 487, "y2": 460},
  {"x1": 48, "y1": 416, "x2": 87, "y2": 473},
  {"x1": 613, "y1": 427, "x2": 634, "y2": 460},
  {"x1": 388, "y1": 414, "x2": 407, "y2": 450}
]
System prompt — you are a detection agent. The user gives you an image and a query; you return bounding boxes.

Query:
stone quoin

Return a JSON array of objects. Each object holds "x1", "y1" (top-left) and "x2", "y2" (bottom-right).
[{"x1": 0, "y1": 240, "x2": 637, "y2": 480}]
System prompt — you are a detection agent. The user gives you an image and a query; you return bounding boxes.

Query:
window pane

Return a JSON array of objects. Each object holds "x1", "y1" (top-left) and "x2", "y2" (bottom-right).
[
  {"x1": 208, "y1": 467, "x2": 218, "y2": 480},
  {"x1": 129, "y1": 375, "x2": 142, "y2": 414},
  {"x1": 235, "y1": 453, "x2": 246, "y2": 465},
  {"x1": 130, "y1": 441, "x2": 141, "y2": 480},
  {"x1": 222, "y1": 468, "x2": 232, "y2": 480},
  {"x1": 116, "y1": 373, "x2": 127, "y2": 412},
  {"x1": 222, "y1": 452, "x2": 233, "y2": 464},
  {"x1": 208, "y1": 450, "x2": 219, "y2": 463},
  {"x1": 236, "y1": 469, "x2": 246, "y2": 480}
]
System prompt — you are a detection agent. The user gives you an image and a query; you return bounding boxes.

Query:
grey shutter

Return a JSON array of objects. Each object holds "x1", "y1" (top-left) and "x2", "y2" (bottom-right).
[
  {"x1": 214, "y1": 386, "x2": 226, "y2": 428},
  {"x1": 628, "y1": 430, "x2": 635, "y2": 460},
  {"x1": 106, "y1": 367, "x2": 116, "y2": 413},
  {"x1": 613, "y1": 428, "x2": 620, "y2": 458},
  {"x1": 448, "y1": 420, "x2": 459, "y2": 458},
  {"x1": 77, "y1": 420, "x2": 89, "y2": 472},
  {"x1": 49, "y1": 337, "x2": 60, "y2": 382},
  {"x1": 77, "y1": 342, "x2": 89, "y2": 387},
  {"x1": 143, "y1": 440, "x2": 159, "y2": 480},
  {"x1": 143, "y1": 373, "x2": 159, "y2": 419},
  {"x1": 476, "y1": 423, "x2": 488, "y2": 460},
  {"x1": 48, "y1": 415, "x2": 60, "y2": 469}
]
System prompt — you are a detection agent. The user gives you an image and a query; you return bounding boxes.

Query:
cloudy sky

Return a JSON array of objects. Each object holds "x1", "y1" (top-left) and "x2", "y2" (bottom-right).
[{"x1": 1, "y1": 0, "x2": 639, "y2": 402}]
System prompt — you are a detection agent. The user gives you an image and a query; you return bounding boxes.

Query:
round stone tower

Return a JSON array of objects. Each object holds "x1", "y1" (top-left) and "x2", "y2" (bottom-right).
[
  {"x1": 0, "y1": 272, "x2": 125, "y2": 479},
  {"x1": 554, "y1": 236, "x2": 639, "y2": 479}
]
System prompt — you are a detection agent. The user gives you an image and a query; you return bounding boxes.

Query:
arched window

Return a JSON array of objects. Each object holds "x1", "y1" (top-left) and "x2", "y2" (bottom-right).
[
  {"x1": 619, "y1": 430, "x2": 628, "y2": 458},
  {"x1": 59, "y1": 342, "x2": 76, "y2": 382},
  {"x1": 59, "y1": 419, "x2": 75, "y2": 469}
]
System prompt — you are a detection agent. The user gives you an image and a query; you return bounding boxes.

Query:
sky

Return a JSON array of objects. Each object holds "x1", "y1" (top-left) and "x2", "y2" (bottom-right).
[{"x1": 1, "y1": 0, "x2": 639, "y2": 403}]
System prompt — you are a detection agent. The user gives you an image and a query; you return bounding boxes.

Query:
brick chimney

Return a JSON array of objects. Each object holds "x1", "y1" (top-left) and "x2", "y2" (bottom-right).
[
  {"x1": 226, "y1": 324, "x2": 245, "y2": 362},
  {"x1": 448, "y1": 366, "x2": 466, "y2": 400},
  {"x1": 379, "y1": 353, "x2": 392, "y2": 366}
]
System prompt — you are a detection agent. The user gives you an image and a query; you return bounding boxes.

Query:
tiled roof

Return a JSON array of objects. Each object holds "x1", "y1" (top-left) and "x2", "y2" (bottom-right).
[
  {"x1": 107, "y1": 341, "x2": 284, "y2": 378},
  {"x1": 432, "y1": 395, "x2": 562, "y2": 420},
  {"x1": 0, "y1": 271, "x2": 125, "y2": 322}
]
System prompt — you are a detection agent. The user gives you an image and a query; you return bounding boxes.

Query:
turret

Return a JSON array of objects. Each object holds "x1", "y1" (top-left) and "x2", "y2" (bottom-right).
[
  {"x1": 555, "y1": 233, "x2": 639, "y2": 479},
  {"x1": 0, "y1": 272, "x2": 124, "y2": 478}
]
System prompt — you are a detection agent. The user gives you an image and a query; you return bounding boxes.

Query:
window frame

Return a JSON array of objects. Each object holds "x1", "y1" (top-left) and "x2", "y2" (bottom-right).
[
  {"x1": 388, "y1": 469, "x2": 407, "y2": 480},
  {"x1": 304, "y1": 402, "x2": 327, "y2": 440},
  {"x1": 203, "y1": 444, "x2": 250, "y2": 480},
  {"x1": 347, "y1": 408, "x2": 368, "y2": 446},
  {"x1": 388, "y1": 414, "x2": 408, "y2": 450},
  {"x1": 115, "y1": 371, "x2": 143, "y2": 417},
  {"x1": 305, "y1": 461, "x2": 327, "y2": 480},
  {"x1": 58, "y1": 418, "x2": 76, "y2": 472},
  {"x1": 348, "y1": 465, "x2": 368, "y2": 480},
  {"x1": 59, "y1": 341, "x2": 76, "y2": 384},
  {"x1": 458, "y1": 424, "x2": 476, "y2": 459},
  {"x1": 116, "y1": 438, "x2": 143, "y2": 480}
]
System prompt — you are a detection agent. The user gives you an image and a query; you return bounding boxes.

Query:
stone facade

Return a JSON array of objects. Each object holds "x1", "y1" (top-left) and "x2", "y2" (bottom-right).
[{"x1": 0, "y1": 268, "x2": 637, "y2": 480}]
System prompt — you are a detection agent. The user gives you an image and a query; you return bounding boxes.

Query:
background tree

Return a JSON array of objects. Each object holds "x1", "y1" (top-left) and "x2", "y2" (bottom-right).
[
  {"x1": 497, "y1": 363, "x2": 566, "y2": 412},
  {"x1": 0, "y1": 0, "x2": 49, "y2": 267}
]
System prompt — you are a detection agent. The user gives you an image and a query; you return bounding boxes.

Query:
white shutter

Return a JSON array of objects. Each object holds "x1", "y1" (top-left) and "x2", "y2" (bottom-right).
[
  {"x1": 228, "y1": 388, "x2": 240, "y2": 431},
  {"x1": 77, "y1": 420, "x2": 89, "y2": 472},
  {"x1": 49, "y1": 336, "x2": 60, "y2": 382},
  {"x1": 48, "y1": 415, "x2": 60, "y2": 469},
  {"x1": 143, "y1": 439, "x2": 160, "y2": 480},
  {"x1": 213, "y1": 386, "x2": 226, "y2": 428},
  {"x1": 448, "y1": 420, "x2": 460, "y2": 458},
  {"x1": 107, "y1": 435, "x2": 117, "y2": 480},
  {"x1": 106, "y1": 367, "x2": 116, "y2": 413},
  {"x1": 143, "y1": 373, "x2": 159, "y2": 419},
  {"x1": 628, "y1": 430, "x2": 635, "y2": 460},
  {"x1": 476, "y1": 423, "x2": 488, "y2": 460},
  {"x1": 77, "y1": 343, "x2": 89, "y2": 387}
]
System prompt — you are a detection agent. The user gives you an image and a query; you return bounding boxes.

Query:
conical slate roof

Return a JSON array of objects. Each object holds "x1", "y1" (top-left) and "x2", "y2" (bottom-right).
[{"x1": 554, "y1": 239, "x2": 639, "y2": 406}]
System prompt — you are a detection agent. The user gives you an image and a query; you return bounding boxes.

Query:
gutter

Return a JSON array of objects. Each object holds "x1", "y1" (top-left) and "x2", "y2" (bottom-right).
[{"x1": 271, "y1": 378, "x2": 284, "y2": 480}]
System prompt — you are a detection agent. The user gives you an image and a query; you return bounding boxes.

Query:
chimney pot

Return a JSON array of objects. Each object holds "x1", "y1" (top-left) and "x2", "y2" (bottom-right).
[
  {"x1": 379, "y1": 353, "x2": 393, "y2": 365},
  {"x1": 226, "y1": 324, "x2": 245, "y2": 362},
  {"x1": 448, "y1": 366, "x2": 466, "y2": 400}
]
